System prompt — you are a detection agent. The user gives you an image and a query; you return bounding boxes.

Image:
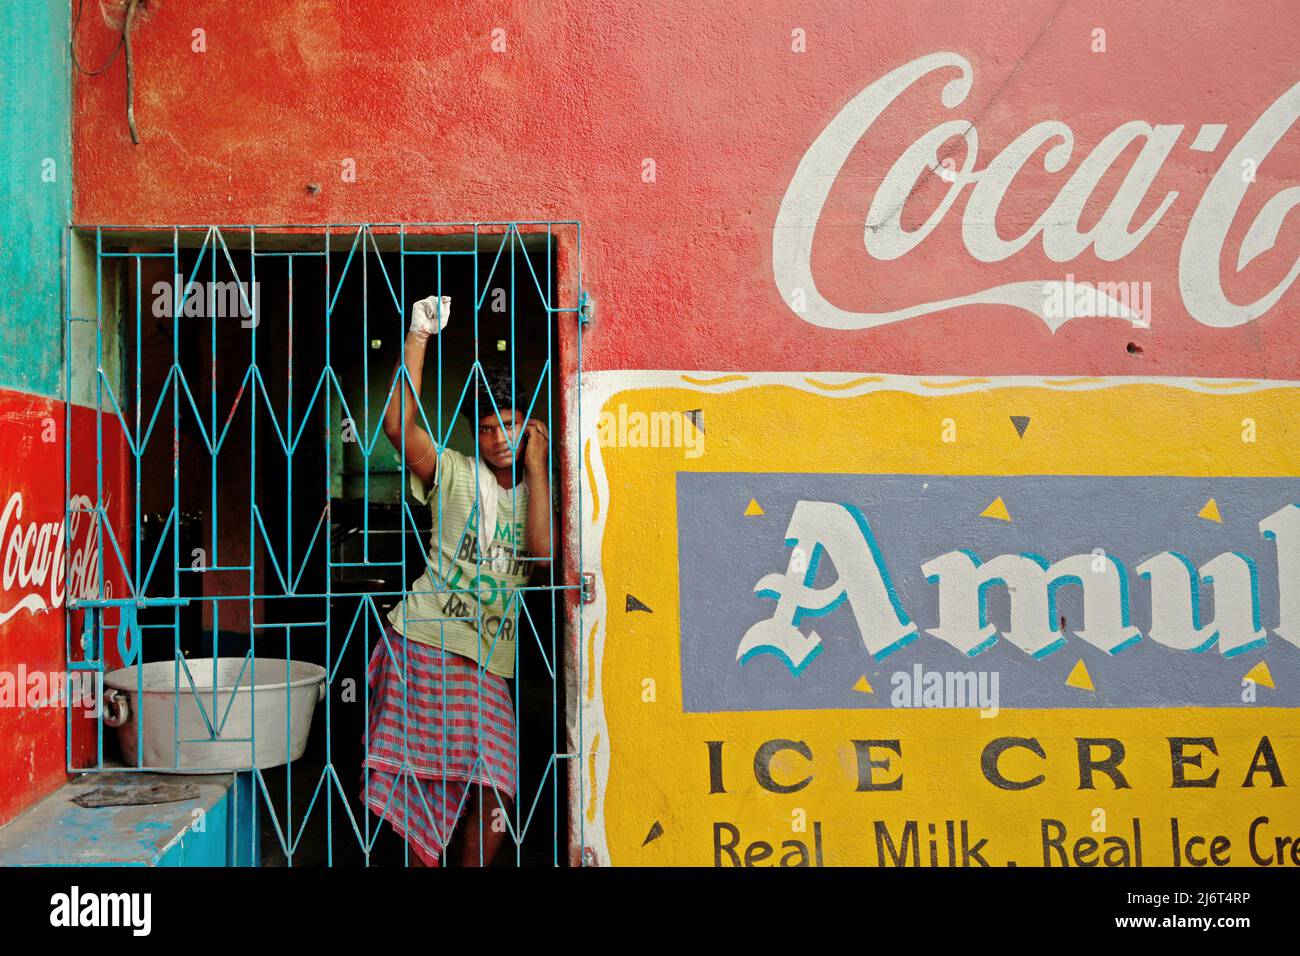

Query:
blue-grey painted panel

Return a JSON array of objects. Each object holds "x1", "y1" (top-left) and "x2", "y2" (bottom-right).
[{"x1": 677, "y1": 472, "x2": 1300, "y2": 712}]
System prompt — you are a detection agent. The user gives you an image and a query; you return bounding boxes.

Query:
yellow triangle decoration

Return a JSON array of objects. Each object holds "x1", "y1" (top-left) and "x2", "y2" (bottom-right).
[
  {"x1": 744, "y1": 498, "x2": 764, "y2": 517},
  {"x1": 1243, "y1": 660, "x2": 1274, "y2": 689},
  {"x1": 1198, "y1": 498, "x2": 1223, "y2": 523},
  {"x1": 981, "y1": 496, "x2": 1011, "y2": 522},
  {"x1": 852, "y1": 675, "x2": 874, "y2": 694},
  {"x1": 1065, "y1": 659, "x2": 1095, "y2": 692}
]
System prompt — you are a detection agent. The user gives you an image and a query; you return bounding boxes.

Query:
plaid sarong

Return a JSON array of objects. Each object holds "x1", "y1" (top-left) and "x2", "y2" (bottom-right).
[{"x1": 359, "y1": 625, "x2": 517, "y2": 865}]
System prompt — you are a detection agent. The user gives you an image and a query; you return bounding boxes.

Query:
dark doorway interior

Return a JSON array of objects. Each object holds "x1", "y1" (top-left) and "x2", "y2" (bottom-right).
[{"x1": 123, "y1": 232, "x2": 570, "y2": 866}]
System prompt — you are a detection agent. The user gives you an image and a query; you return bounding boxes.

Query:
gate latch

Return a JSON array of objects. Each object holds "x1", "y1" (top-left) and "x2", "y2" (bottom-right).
[{"x1": 580, "y1": 572, "x2": 596, "y2": 605}]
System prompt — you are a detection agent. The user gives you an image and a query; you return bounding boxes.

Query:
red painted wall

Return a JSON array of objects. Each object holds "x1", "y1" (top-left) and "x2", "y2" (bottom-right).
[
  {"x1": 0, "y1": 392, "x2": 129, "y2": 824},
  {"x1": 65, "y1": 0, "x2": 1299, "y2": 861},
  {"x1": 71, "y1": 0, "x2": 1298, "y2": 378}
]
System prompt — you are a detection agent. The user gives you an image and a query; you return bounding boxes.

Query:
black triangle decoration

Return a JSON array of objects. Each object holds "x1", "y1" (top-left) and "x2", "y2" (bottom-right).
[{"x1": 642, "y1": 821, "x2": 664, "y2": 846}]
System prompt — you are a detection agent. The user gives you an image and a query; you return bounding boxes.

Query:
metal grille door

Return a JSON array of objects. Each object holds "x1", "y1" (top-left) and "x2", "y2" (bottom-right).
[{"x1": 63, "y1": 223, "x2": 587, "y2": 866}]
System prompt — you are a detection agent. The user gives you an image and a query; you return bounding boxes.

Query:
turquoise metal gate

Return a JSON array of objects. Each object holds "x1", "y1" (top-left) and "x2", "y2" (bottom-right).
[{"x1": 63, "y1": 222, "x2": 587, "y2": 866}]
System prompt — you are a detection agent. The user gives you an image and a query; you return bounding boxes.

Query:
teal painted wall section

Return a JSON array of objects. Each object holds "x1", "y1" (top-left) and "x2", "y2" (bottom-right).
[{"x1": 0, "y1": 1, "x2": 70, "y2": 399}]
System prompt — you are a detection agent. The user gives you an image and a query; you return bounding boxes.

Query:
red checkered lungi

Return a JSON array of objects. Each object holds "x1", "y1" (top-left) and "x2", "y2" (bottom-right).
[{"x1": 359, "y1": 625, "x2": 517, "y2": 866}]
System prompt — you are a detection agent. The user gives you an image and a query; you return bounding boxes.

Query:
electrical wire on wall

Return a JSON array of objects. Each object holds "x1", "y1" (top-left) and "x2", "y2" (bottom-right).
[{"x1": 71, "y1": 0, "x2": 143, "y2": 144}]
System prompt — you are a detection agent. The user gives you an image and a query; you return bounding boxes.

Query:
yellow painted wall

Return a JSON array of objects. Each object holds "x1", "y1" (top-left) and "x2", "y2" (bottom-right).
[{"x1": 578, "y1": 375, "x2": 1299, "y2": 867}]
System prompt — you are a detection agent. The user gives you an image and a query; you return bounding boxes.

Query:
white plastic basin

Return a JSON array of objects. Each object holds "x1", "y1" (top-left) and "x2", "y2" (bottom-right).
[{"x1": 102, "y1": 657, "x2": 327, "y2": 772}]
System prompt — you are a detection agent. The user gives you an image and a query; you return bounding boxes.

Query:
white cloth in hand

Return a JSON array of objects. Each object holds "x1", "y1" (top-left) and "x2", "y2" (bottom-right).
[{"x1": 409, "y1": 295, "x2": 451, "y2": 338}]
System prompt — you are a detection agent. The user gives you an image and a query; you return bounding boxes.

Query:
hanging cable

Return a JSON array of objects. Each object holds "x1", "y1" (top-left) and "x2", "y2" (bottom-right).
[
  {"x1": 70, "y1": 0, "x2": 122, "y2": 76},
  {"x1": 70, "y1": 0, "x2": 143, "y2": 144},
  {"x1": 123, "y1": 0, "x2": 141, "y2": 144}
]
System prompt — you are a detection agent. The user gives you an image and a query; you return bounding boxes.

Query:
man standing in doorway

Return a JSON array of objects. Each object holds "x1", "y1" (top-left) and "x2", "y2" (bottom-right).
[{"x1": 361, "y1": 293, "x2": 551, "y2": 866}]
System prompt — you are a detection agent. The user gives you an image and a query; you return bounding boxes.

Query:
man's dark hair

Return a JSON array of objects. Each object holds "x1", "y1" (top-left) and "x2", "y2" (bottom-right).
[{"x1": 462, "y1": 365, "x2": 520, "y2": 423}]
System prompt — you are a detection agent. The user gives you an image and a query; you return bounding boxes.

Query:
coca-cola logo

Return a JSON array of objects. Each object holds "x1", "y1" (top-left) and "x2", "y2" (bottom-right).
[
  {"x1": 773, "y1": 52, "x2": 1300, "y2": 330},
  {"x1": 0, "y1": 493, "x2": 107, "y2": 627}
]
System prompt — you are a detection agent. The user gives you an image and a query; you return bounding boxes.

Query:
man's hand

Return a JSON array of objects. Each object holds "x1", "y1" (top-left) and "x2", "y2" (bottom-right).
[
  {"x1": 521, "y1": 418, "x2": 552, "y2": 570},
  {"x1": 523, "y1": 419, "x2": 549, "y2": 476},
  {"x1": 409, "y1": 294, "x2": 451, "y2": 341}
]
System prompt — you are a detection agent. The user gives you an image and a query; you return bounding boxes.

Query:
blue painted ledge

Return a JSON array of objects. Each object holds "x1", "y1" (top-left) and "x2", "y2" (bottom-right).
[{"x1": 0, "y1": 770, "x2": 259, "y2": 867}]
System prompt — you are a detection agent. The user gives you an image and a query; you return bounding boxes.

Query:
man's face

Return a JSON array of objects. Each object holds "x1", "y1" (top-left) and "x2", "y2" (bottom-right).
[{"x1": 477, "y1": 409, "x2": 523, "y2": 468}]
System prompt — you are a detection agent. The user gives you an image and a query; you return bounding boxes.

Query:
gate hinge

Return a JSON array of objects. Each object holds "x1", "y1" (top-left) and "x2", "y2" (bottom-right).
[
  {"x1": 580, "y1": 572, "x2": 596, "y2": 605},
  {"x1": 578, "y1": 290, "x2": 595, "y2": 328}
]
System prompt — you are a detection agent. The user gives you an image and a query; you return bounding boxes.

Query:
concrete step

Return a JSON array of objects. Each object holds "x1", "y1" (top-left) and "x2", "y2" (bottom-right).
[{"x1": 0, "y1": 770, "x2": 258, "y2": 866}]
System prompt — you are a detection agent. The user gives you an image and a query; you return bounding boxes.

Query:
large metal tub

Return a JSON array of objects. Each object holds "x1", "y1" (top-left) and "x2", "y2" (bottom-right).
[{"x1": 102, "y1": 657, "x2": 327, "y2": 772}]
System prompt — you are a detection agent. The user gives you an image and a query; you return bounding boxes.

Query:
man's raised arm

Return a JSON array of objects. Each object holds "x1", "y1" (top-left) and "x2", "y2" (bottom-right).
[{"x1": 382, "y1": 294, "x2": 450, "y2": 486}]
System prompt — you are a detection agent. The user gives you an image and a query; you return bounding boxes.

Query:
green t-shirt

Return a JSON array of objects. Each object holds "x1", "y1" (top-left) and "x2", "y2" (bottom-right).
[{"x1": 387, "y1": 446, "x2": 531, "y2": 678}]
